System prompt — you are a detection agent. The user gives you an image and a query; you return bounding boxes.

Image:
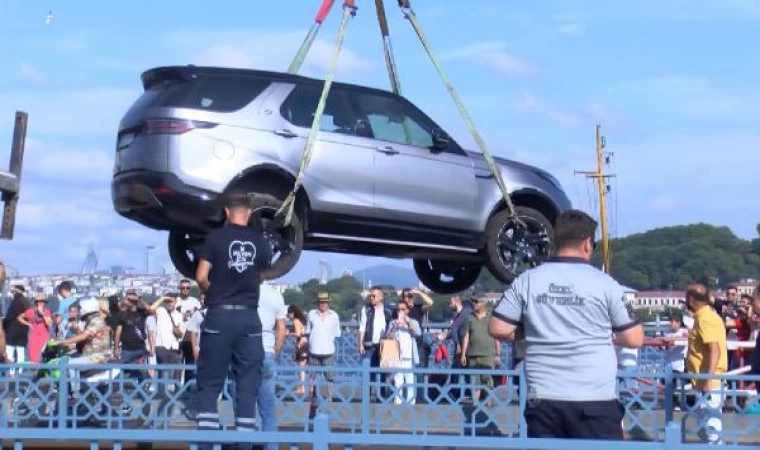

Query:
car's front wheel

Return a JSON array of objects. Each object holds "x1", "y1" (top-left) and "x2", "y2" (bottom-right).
[
  {"x1": 484, "y1": 206, "x2": 554, "y2": 284},
  {"x1": 413, "y1": 259, "x2": 482, "y2": 295}
]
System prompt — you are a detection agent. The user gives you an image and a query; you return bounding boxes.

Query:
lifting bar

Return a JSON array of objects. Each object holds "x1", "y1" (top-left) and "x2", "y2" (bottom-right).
[
  {"x1": 276, "y1": 0, "x2": 358, "y2": 225},
  {"x1": 277, "y1": 0, "x2": 521, "y2": 229},
  {"x1": 288, "y1": 0, "x2": 337, "y2": 74},
  {"x1": 396, "y1": 0, "x2": 520, "y2": 222},
  {"x1": 374, "y1": 0, "x2": 402, "y2": 96}
]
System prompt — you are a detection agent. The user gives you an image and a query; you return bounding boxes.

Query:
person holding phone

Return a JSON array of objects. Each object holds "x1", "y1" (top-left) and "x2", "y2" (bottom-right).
[{"x1": 386, "y1": 300, "x2": 421, "y2": 404}]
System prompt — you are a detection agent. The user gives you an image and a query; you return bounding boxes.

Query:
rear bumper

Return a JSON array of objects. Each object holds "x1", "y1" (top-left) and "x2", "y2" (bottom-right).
[{"x1": 111, "y1": 171, "x2": 223, "y2": 232}]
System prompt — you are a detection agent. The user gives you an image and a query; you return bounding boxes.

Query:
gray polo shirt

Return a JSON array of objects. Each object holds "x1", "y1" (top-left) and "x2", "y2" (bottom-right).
[{"x1": 493, "y1": 256, "x2": 638, "y2": 401}]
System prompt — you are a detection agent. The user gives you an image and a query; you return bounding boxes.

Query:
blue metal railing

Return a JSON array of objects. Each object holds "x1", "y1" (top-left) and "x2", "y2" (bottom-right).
[{"x1": 1, "y1": 359, "x2": 758, "y2": 449}]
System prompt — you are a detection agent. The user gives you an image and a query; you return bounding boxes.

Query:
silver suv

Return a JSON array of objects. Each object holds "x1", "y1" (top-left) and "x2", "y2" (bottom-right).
[{"x1": 112, "y1": 66, "x2": 571, "y2": 294}]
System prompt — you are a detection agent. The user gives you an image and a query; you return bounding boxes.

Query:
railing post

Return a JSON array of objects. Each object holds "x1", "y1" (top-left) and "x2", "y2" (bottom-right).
[
  {"x1": 312, "y1": 413, "x2": 330, "y2": 450},
  {"x1": 664, "y1": 421, "x2": 681, "y2": 450},
  {"x1": 58, "y1": 358, "x2": 69, "y2": 430},
  {"x1": 518, "y1": 362, "x2": 528, "y2": 438},
  {"x1": 361, "y1": 358, "x2": 370, "y2": 434},
  {"x1": 664, "y1": 366, "x2": 674, "y2": 424}
]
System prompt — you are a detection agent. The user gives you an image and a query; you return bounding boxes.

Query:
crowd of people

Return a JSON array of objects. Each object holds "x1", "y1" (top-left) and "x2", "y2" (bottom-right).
[{"x1": 0, "y1": 205, "x2": 758, "y2": 448}]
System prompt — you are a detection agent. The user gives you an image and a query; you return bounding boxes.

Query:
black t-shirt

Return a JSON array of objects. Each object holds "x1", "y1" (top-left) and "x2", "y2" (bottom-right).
[
  {"x1": 118, "y1": 307, "x2": 149, "y2": 351},
  {"x1": 199, "y1": 223, "x2": 272, "y2": 308}
]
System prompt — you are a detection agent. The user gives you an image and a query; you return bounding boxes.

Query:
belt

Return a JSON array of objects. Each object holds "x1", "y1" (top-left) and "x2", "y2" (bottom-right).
[{"x1": 208, "y1": 304, "x2": 256, "y2": 311}]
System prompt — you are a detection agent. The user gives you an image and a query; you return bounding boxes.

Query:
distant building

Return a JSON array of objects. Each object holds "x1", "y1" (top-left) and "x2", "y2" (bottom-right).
[
  {"x1": 318, "y1": 260, "x2": 332, "y2": 285},
  {"x1": 632, "y1": 291, "x2": 684, "y2": 311},
  {"x1": 110, "y1": 265, "x2": 125, "y2": 275}
]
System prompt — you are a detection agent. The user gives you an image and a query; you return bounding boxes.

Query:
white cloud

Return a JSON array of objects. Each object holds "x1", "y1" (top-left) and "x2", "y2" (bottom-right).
[
  {"x1": 166, "y1": 29, "x2": 373, "y2": 76},
  {"x1": 609, "y1": 76, "x2": 760, "y2": 122},
  {"x1": 0, "y1": 87, "x2": 139, "y2": 136},
  {"x1": 441, "y1": 42, "x2": 538, "y2": 78},
  {"x1": 611, "y1": 133, "x2": 759, "y2": 238},
  {"x1": 24, "y1": 139, "x2": 113, "y2": 183},
  {"x1": 514, "y1": 91, "x2": 586, "y2": 127},
  {"x1": 555, "y1": 23, "x2": 587, "y2": 36},
  {"x1": 17, "y1": 64, "x2": 47, "y2": 83}
]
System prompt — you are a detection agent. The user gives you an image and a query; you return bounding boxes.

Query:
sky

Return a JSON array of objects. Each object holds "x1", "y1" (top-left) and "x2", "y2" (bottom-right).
[{"x1": 0, "y1": 0, "x2": 758, "y2": 281}]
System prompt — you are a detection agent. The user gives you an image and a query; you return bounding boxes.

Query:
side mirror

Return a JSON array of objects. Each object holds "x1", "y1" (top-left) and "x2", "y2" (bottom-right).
[{"x1": 432, "y1": 128, "x2": 449, "y2": 150}]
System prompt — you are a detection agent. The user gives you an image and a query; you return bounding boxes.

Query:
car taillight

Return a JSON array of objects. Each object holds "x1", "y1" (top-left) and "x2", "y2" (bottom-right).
[{"x1": 142, "y1": 119, "x2": 216, "y2": 135}]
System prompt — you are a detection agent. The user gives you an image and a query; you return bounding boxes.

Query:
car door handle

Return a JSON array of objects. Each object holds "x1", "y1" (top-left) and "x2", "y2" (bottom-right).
[
  {"x1": 273, "y1": 129, "x2": 298, "y2": 138},
  {"x1": 375, "y1": 146, "x2": 399, "y2": 155}
]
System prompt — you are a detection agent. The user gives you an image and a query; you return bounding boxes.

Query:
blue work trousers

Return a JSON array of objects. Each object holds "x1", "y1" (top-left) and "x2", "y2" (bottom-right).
[{"x1": 196, "y1": 308, "x2": 264, "y2": 442}]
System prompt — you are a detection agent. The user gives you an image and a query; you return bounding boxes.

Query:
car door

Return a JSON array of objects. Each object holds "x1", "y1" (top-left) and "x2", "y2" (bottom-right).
[
  {"x1": 277, "y1": 84, "x2": 375, "y2": 226},
  {"x1": 351, "y1": 90, "x2": 479, "y2": 233}
]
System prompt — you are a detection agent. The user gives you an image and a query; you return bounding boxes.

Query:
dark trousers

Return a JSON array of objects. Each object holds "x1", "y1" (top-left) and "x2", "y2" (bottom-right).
[
  {"x1": 364, "y1": 344, "x2": 388, "y2": 401},
  {"x1": 196, "y1": 308, "x2": 264, "y2": 436},
  {"x1": 156, "y1": 346, "x2": 183, "y2": 386},
  {"x1": 180, "y1": 340, "x2": 196, "y2": 383},
  {"x1": 119, "y1": 348, "x2": 147, "y2": 382},
  {"x1": 525, "y1": 399, "x2": 625, "y2": 440}
]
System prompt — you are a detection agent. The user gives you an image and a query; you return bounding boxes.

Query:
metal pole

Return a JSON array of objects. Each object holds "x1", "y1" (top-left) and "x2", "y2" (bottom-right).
[
  {"x1": 595, "y1": 125, "x2": 611, "y2": 273},
  {"x1": 1, "y1": 111, "x2": 28, "y2": 240}
]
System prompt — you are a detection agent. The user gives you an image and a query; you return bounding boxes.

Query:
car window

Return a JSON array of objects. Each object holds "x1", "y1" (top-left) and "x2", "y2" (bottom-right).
[
  {"x1": 355, "y1": 93, "x2": 434, "y2": 149},
  {"x1": 280, "y1": 85, "x2": 357, "y2": 135},
  {"x1": 157, "y1": 75, "x2": 270, "y2": 112}
]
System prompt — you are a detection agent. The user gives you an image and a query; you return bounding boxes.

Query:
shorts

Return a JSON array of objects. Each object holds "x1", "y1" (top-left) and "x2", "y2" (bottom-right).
[
  {"x1": 467, "y1": 355, "x2": 494, "y2": 389},
  {"x1": 525, "y1": 399, "x2": 625, "y2": 440},
  {"x1": 308, "y1": 353, "x2": 335, "y2": 382}
]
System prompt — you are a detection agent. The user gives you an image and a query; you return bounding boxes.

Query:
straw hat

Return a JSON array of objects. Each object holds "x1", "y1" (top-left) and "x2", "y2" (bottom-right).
[{"x1": 317, "y1": 292, "x2": 330, "y2": 302}]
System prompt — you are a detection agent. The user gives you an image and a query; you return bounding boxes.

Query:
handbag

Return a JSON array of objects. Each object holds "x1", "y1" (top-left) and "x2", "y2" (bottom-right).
[{"x1": 379, "y1": 338, "x2": 401, "y2": 368}]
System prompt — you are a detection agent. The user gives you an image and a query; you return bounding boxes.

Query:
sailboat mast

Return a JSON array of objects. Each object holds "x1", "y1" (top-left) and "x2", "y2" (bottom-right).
[
  {"x1": 595, "y1": 125, "x2": 611, "y2": 274},
  {"x1": 574, "y1": 124, "x2": 614, "y2": 274}
]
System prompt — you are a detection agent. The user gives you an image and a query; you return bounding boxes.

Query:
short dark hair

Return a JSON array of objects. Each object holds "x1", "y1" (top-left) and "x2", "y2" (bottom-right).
[
  {"x1": 740, "y1": 294, "x2": 753, "y2": 302},
  {"x1": 554, "y1": 210, "x2": 598, "y2": 251},
  {"x1": 223, "y1": 190, "x2": 251, "y2": 209},
  {"x1": 58, "y1": 281, "x2": 72, "y2": 293},
  {"x1": 686, "y1": 282, "x2": 711, "y2": 304},
  {"x1": 180, "y1": 279, "x2": 192, "y2": 285},
  {"x1": 726, "y1": 284, "x2": 738, "y2": 292}
]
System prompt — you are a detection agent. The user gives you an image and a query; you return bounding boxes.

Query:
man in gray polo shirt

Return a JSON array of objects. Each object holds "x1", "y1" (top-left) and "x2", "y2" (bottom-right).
[{"x1": 488, "y1": 209, "x2": 644, "y2": 440}]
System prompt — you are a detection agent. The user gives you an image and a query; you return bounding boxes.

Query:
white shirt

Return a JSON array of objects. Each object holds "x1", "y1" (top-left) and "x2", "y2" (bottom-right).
[
  {"x1": 177, "y1": 296, "x2": 202, "y2": 318},
  {"x1": 359, "y1": 304, "x2": 387, "y2": 345},
  {"x1": 662, "y1": 328, "x2": 689, "y2": 372},
  {"x1": 155, "y1": 307, "x2": 185, "y2": 351},
  {"x1": 258, "y1": 284, "x2": 286, "y2": 354},
  {"x1": 683, "y1": 314, "x2": 695, "y2": 330},
  {"x1": 145, "y1": 315, "x2": 157, "y2": 351},
  {"x1": 186, "y1": 308, "x2": 207, "y2": 347},
  {"x1": 306, "y1": 308, "x2": 341, "y2": 355},
  {"x1": 616, "y1": 346, "x2": 639, "y2": 367}
]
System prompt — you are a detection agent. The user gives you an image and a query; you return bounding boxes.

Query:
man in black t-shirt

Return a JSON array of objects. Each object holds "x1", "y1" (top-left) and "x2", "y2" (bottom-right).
[
  {"x1": 114, "y1": 291, "x2": 169, "y2": 381},
  {"x1": 194, "y1": 190, "x2": 272, "y2": 445}
]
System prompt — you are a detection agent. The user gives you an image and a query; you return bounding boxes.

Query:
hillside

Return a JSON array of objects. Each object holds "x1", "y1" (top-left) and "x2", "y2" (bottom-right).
[{"x1": 606, "y1": 223, "x2": 760, "y2": 290}]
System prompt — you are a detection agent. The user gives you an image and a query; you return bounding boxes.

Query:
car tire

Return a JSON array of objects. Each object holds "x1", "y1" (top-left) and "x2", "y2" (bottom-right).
[
  {"x1": 168, "y1": 231, "x2": 203, "y2": 279},
  {"x1": 413, "y1": 259, "x2": 482, "y2": 295},
  {"x1": 247, "y1": 191, "x2": 304, "y2": 281},
  {"x1": 484, "y1": 206, "x2": 554, "y2": 285}
]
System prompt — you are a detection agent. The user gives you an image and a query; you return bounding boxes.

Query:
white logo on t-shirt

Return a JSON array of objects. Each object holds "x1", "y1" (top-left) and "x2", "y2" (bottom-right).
[{"x1": 228, "y1": 240, "x2": 256, "y2": 273}]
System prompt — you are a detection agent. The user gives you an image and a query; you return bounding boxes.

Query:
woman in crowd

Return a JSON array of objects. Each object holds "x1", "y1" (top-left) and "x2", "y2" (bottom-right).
[
  {"x1": 17, "y1": 292, "x2": 53, "y2": 363},
  {"x1": 288, "y1": 305, "x2": 309, "y2": 395}
]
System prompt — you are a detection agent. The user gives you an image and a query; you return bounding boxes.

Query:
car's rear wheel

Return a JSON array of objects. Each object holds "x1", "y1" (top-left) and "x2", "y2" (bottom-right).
[
  {"x1": 413, "y1": 259, "x2": 481, "y2": 295},
  {"x1": 167, "y1": 192, "x2": 304, "y2": 281},
  {"x1": 168, "y1": 231, "x2": 204, "y2": 279},
  {"x1": 484, "y1": 206, "x2": 554, "y2": 284},
  {"x1": 246, "y1": 191, "x2": 304, "y2": 281}
]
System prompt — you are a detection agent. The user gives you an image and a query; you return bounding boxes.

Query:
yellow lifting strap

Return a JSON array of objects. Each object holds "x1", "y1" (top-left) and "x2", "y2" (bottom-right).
[
  {"x1": 275, "y1": 1, "x2": 358, "y2": 227},
  {"x1": 397, "y1": 0, "x2": 522, "y2": 223}
]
